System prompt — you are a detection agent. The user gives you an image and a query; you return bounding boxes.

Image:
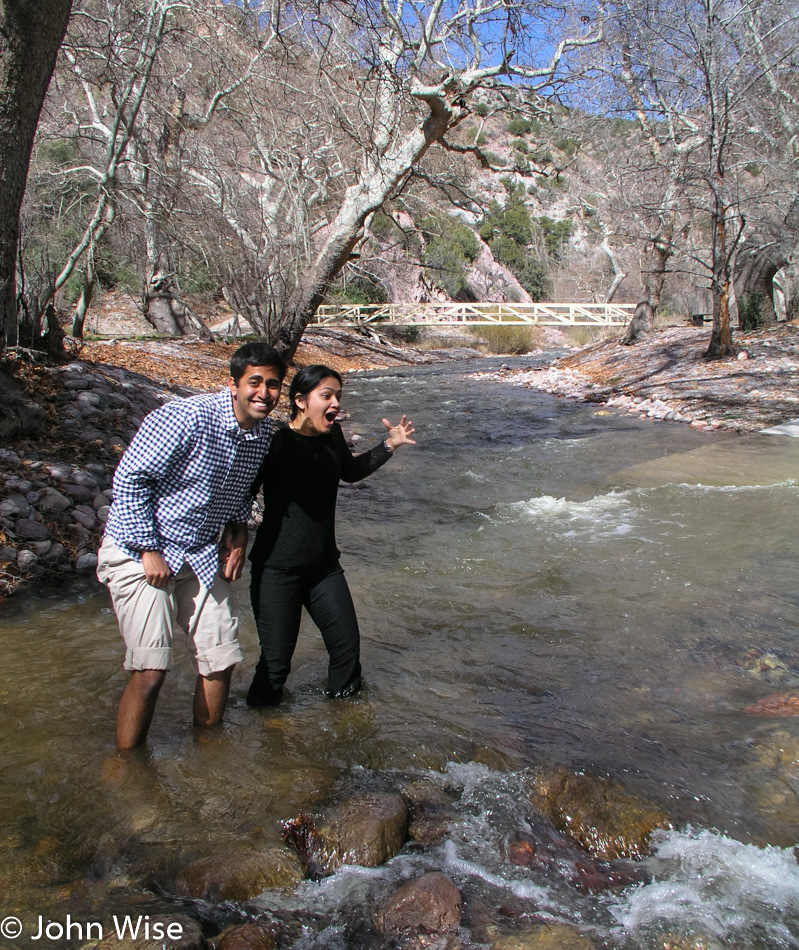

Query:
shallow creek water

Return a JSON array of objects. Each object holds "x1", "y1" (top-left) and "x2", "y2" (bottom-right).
[{"x1": 2, "y1": 355, "x2": 799, "y2": 948}]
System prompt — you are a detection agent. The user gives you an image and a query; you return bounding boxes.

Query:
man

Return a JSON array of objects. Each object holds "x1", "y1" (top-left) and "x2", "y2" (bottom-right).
[{"x1": 97, "y1": 342, "x2": 287, "y2": 749}]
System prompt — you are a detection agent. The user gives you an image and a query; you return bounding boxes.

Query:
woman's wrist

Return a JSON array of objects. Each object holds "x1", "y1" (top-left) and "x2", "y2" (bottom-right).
[{"x1": 383, "y1": 439, "x2": 394, "y2": 454}]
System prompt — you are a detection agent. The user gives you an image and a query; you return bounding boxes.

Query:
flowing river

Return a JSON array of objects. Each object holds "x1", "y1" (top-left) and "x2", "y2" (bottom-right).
[{"x1": 2, "y1": 354, "x2": 799, "y2": 948}]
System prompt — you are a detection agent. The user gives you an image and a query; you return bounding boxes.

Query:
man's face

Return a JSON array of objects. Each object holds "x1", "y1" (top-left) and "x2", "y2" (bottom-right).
[{"x1": 229, "y1": 364, "x2": 283, "y2": 429}]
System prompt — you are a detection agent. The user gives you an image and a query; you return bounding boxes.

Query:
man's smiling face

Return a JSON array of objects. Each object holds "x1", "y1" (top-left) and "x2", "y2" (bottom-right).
[{"x1": 228, "y1": 363, "x2": 283, "y2": 429}]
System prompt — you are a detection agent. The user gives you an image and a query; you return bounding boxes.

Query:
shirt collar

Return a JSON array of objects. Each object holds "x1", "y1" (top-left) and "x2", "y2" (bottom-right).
[{"x1": 217, "y1": 389, "x2": 264, "y2": 440}]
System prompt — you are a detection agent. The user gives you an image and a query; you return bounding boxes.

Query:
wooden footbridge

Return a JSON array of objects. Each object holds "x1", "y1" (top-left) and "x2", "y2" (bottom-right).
[{"x1": 313, "y1": 301, "x2": 634, "y2": 327}]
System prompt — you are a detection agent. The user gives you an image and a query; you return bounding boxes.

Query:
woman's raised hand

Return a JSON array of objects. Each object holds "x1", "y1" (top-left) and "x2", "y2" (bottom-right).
[{"x1": 382, "y1": 415, "x2": 416, "y2": 452}]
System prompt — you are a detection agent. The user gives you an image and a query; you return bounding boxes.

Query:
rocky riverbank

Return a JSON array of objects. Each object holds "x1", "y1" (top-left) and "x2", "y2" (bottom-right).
[
  {"x1": 0, "y1": 329, "x2": 460, "y2": 598},
  {"x1": 472, "y1": 323, "x2": 799, "y2": 433}
]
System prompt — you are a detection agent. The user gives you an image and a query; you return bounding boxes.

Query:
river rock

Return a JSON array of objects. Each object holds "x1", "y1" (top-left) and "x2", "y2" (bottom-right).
[
  {"x1": 489, "y1": 922, "x2": 597, "y2": 950},
  {"x1": 215, "y1": 923, "x2": 276, "y2": 950},
  {"x1": 61, "y1": 482, "x2": 96, "y2": 502},
  {"x1": 77, "y1": 390, "x2": 103, "y2": 408},
  {"x1": 71, "y1": 470, "x2": 101, "y2": 489},
  {"x1": 14, "y1": 519, "x2": 51, "y2": 542},
  {"x1": 174, "y1": 847, "x2": 304, "y2": 901},
  {"x1": 46, "y1": 462, "x2": 73, "y2": 480},
  {"x1": 76, "y1": 553, "x2": 99, "y2": 572},
  {"x1": 743, "y1": 691, "x2": 799, "y2": 717},
  {"x1": 63, "y1": 376, "x2": 92, "y2": 390},
  {"x1": 375, "y1": 871, "x2": 461, "y2": 935},
  {"x1": 399, "y1": 778, "x2": 461, "y2": 844},
  {"x1": 43, "y1": 542, "x2": 66, "y2": 561},
  {"x1": 38, "y1": 488, "x2": 72, "y2": 513},
  {"x1": 3, "y1": 493, "x2": 32, "y2": 517},
  {"x1": 283, "y1": 792, "x2": 409, "y2": 876},
  {"x1": 0, "y1": 545, "x2": 17, "y2": 563},
  {"x1": 530, "y1": 769, "x2": 669, "y2": 860},
  {"x1": 72, "y1": 504, "x2": 97, "y2": 529},
  {"x1": 16, "y1": 550, "x2": 39, "y2": 572}
]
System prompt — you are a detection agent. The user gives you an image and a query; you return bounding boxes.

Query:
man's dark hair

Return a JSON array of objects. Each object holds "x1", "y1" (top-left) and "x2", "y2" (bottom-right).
[
  {"x1": 230, "y1": 342, "x2": 287, "y2": 383},
  {"x1": 289, "y1": 364, "x2": 343, "y2": 419}
]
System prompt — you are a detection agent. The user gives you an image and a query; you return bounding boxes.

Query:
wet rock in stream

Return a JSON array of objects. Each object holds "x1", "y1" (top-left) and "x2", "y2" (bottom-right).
[
  {"x1": 399, "y1": 777, "x2": 462, "y2": 844},
  {"x1": 530, "y1": 768, "x2": 670, "y2": 860},
  {"x1": 375, "y1": 871, "x2": 462, "y2": 936},
  {"x1": 174, "y1": 848, "x2": 304, "y2": 902},
  {"x1": 282, "y1": 791, "x2": 409, "y2": 876}
]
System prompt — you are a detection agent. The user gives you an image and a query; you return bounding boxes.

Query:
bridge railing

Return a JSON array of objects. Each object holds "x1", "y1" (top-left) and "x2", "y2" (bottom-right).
[{"x1": 313, "y1": 302, "x2": 635, "y2": 327}]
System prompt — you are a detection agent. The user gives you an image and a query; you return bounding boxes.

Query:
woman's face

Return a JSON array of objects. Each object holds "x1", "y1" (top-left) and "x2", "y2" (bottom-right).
[{"x1": 294, "y1": 376, "x2": 342, "y2": 435}]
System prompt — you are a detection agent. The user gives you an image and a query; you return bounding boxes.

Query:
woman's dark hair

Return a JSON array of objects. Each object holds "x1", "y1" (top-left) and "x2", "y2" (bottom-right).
[
  {"x1": 289, "y1": 364, "x2": 343, "y2": 420},
  {"x1": 230, "y1": 342, "x2": 287, "y2": 384}
]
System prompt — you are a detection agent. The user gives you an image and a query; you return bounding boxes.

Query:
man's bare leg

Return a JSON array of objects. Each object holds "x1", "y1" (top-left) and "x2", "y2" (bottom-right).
[
  {"x1": 117, "y1": 670, "x2": 167, "y2": 749},
  {"x1": 193, "y1": 666, "x2": 234, "y2": 729}
]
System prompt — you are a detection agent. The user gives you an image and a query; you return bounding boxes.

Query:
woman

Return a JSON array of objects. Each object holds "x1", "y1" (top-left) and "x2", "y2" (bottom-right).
[{"x1": 247, "y1": 364, "x2": 415, "y2": 705}]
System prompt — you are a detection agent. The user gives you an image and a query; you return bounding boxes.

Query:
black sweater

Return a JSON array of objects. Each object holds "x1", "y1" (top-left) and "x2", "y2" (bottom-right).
[{"x1": 249, "y1": 423, "x2": 392, "y2": 569}]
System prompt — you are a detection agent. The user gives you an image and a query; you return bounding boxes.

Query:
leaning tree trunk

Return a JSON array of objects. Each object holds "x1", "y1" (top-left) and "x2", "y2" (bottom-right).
[
  {"x1": 0, "y1": 0, "x2": 73, "y2": 349},
  {"x1": 278, "y1": 97, "x2": 460, "y2": 360}
]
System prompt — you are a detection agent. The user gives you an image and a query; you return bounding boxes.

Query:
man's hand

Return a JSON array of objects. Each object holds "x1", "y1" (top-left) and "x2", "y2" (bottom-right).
[
  {"x1": 142, "y1": 550, "x2": 171, "y2": 588},
  {"x1": 219, "y1": 522, "x2": 248, "y2": 581}
]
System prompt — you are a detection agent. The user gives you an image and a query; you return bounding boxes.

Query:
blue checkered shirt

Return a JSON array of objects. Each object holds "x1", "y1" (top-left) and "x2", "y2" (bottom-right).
[{"x1": 104, "y1": 389, "x2": 274, "y2": 589}]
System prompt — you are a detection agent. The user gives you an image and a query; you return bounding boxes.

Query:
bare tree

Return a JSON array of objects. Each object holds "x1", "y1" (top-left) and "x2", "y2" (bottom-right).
[{"x1": 263, "y1": 0, "x2": 604, "y2": 357}]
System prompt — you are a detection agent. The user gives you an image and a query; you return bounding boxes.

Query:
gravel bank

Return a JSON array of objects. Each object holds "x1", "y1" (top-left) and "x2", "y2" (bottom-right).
[{"x1": 471, "y1": 324, "x2": 799, "y2": 433}]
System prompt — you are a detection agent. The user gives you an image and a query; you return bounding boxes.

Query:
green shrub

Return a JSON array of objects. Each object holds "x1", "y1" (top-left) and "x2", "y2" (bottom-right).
[
  {"x1": 555, "y1": 137, "x2": 579, "y2": 157},
  {"x1": 369, "y1": 209, "x2": 400, "y2": 239},
  {"x1": 420, "y1": 212, "x2": 480, "y2": 297},
  {"x1": 514, "y1": 258, "x2": 550, "y2": 301},
  {"x1": 511, "y1": 139, "x2": 528, "y2": 153},
  {"x1": 507, "y1": 117, "x2": 532, "y2": 135},
  {"x1": 476, "y1": 131, "x2": 488, "y2": 146},
  {"x1": 483, "y1": 151, "x2": 507, "y2": 167},
  {"x1": 535, "y1": 216, "x2": 573, "y2": 260},
  {"x1": 382, "y1": 325, "x2": 421, "y2": 344},
  {"x1": 738, "y1": 290, "x2": 765, "y2": 331},
  {"x1": 327, "y1": 279, "x2": 387, "y2": 306},
  {"x1": 473, "y1": 102, "x2": 490, "y2": 117}
]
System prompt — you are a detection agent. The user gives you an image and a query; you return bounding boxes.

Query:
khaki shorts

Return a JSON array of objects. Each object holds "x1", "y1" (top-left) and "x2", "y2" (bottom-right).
[{"x1": 96, "y1": 537, "x2": 244, "y2": 676}]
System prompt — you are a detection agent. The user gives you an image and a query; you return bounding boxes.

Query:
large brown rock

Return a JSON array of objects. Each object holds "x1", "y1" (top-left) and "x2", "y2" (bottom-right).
[
  {"x1": 399, "y1": 778, "x2": 461, "y2": 844},
  {"x1": 174, "y1": 848, "x2": 304, "y2": 902},
  {"x1": 283, "y1": 792, "x2": 409, "y2": 877},
  {"x1": 376, "y1": 871, "x2": 462, "y2": 935},
  {"x1": 531, "y1": 769, "x2": 669, "y2": 860}
]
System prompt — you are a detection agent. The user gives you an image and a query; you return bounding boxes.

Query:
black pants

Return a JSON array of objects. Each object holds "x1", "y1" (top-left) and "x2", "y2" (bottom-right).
[{"x1": 249, "y1": 560, "x2": 362, "y2": 702}]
